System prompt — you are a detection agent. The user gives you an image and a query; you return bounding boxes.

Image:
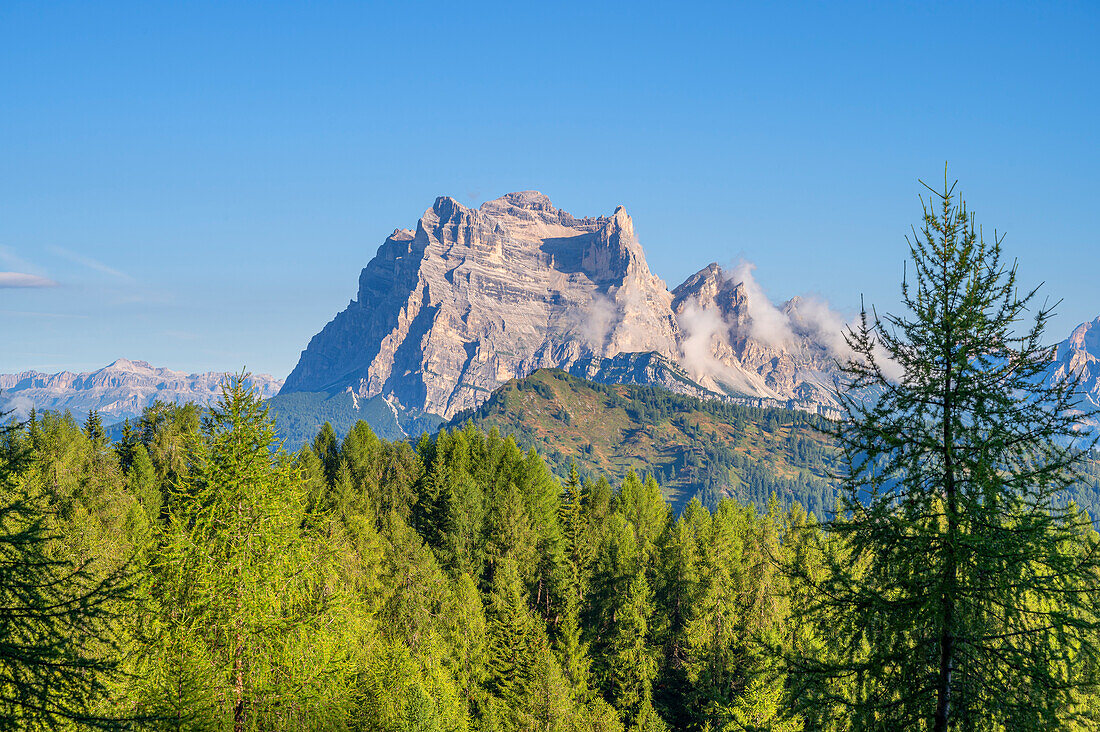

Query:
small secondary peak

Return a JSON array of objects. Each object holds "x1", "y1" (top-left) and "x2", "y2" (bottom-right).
[{"x1": 486, "y1": 191, "x2": 555, "y2": 211}]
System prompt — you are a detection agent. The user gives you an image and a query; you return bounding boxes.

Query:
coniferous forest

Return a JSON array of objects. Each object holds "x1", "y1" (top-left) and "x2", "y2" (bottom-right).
[{"x1": 4, "y1": 185, "x2": 1100, "y2": 732}]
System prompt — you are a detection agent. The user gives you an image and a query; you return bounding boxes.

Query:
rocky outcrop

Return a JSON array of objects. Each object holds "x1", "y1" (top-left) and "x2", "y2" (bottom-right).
[
  {"x1": 671, "y1": 263, "x2": 843, "y2": 408},
  {"x1": 0, "y1": 359, "x2": 283, "y2": 423},
  {"x1": 282, "y1": 192, "x2": 681, "y2": 418},
  {"x1": 565, "y1": 352, "x2": 717, "y2": 401},
  {"x1": 1044, "y1": 317, "x2": 1100, "y2": 435},
  {"x1": 281, "y1": 192, "x2": 862, "y2": 421}
]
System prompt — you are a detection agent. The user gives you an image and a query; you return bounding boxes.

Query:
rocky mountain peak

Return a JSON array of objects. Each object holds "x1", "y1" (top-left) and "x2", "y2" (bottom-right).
[
  {"x1": 281, "y1": 192, "x2": 679, "y2": 418},
  {"x1": 105, "y1": 358, "x2": 158, "y2": 374},
  {"x1": 281, "y1": 192, "x2": 857, "y2": 420},
  {"x1": 1066, "y1": 317, "x2": 1100, "y2": 355},
  {"x1": 1041, "y1": 315, "x2": 1100, "y2": 439},
  {"x1": 672, "y1": 263, "x2": 748, "y2": 318},
  {"x1": 485, "y1": 190, "x2": 556, "y2": 212}
]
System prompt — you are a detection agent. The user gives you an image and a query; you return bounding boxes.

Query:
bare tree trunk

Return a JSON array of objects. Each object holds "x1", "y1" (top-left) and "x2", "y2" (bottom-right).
[
  {"x1": 233, "y1": 626, "x2": 245, "y2": 732},
  {"x1": 934, "y1": 321, "x2": 957, "y2": 732}
]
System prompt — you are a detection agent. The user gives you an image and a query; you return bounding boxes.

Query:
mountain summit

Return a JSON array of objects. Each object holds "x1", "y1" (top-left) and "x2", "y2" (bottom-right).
[
  {"x1": 281, "y1": 192, "x2": 683, "y2": 418},
  {"x1": 1045, "y1": 316, "x2": 1100, "y2": 434},
  {"x1": 280, "y1": 192, "x2": 857, "y2": 420}
]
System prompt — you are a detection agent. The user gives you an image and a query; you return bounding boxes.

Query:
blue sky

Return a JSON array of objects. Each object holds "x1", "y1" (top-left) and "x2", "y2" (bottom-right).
[{"x1": 1, "y1": 1, "x2": 1097, "y2": 377}]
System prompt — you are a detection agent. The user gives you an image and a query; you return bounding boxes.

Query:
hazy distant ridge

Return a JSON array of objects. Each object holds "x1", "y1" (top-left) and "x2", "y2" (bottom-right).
[{"x1": 0, "y1": 359, "x2": 283, "y2": 423}]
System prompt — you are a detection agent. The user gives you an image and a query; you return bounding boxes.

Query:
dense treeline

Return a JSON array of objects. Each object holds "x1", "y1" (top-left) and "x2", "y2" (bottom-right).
[
  {"x1": 453, "y1": 370, "x2": 838, "y2": 518},
  {"x1": 0, "y1": 377, "x2": 839, "y2": 730},
  {"x1": 4, "y1": 374, "x2": 1100, "y2": 730}
]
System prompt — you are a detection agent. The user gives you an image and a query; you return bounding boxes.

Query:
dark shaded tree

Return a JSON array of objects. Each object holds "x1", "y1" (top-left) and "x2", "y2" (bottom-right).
[{"x1": 790, "y1": 173, "x2": 1100, "y2": 729}]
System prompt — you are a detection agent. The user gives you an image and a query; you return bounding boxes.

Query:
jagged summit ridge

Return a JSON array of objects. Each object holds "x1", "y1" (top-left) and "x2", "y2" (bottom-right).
[
  {"x1": 282, "y1": 192, "x2": 681, "y2": 418},
  {"x1": 281, "y1": 192, "x2": 870, "y2": 420}
]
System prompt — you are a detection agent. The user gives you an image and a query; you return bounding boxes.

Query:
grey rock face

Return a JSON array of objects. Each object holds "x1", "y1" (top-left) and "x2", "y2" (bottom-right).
[
  {"x1": 1044, "y1": 317, "x2": 1100, "y2": 436},
  {"x1": 281, "y1": 192, "x2": 858, "y2": 419},
  {"x1": 565, "y1": 352, "x2": 718, "y2": 401},
  {"x1": 0, "y1": 359, "x2": 283, "y2": 424},
  {"x1": 281, "y1": 192, "x2": 681, "y2": 419}
]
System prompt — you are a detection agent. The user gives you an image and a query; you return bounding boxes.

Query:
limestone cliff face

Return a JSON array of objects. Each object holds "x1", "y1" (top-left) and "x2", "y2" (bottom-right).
[
  {"x1": 670, "y1": 263, "x2": 843, "y2": 407},
  {"x1": 277, "y1": 191, "x2": 1100, "y2": 426},
  {"x1": 281, "y1": 192, "x2": 680, "y2": 418},
  {"x1": 1044, "y1": 317, "x2": 1100, "y2": 435}
]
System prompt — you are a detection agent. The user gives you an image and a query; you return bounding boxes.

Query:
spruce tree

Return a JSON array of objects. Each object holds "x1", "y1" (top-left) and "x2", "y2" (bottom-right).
[
  {"x1": 83, "y1": 410, "x2": 106, "y2": 454},
  {"x1": 790, "y1": 174, "x2": 1100, "y2": 729},
  {"x1": 606, "y1": 571, "x2": 660, "y2": 730}
]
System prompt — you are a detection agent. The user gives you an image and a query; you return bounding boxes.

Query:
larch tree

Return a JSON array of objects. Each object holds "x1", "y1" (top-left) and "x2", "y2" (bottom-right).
[
  {"x1": 0, "y1": 417, "x2": 132, "y2": 730},
  {"x1": 789, "y1": 173, "x2": 1100, "y2": 729},
  {"x1": 150, "y1": 374, "x2": 329, "y2": 731}
]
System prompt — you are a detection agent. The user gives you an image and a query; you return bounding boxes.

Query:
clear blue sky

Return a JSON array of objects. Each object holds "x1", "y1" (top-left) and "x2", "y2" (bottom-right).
[{"x1": 2, "y1": 1, "x2": 1097, "y2": 377}]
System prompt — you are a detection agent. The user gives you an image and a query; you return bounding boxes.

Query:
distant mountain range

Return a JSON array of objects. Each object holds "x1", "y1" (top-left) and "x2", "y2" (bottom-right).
[
  {"x1": 0, "y1": 359, "x2": 282, "y2": 424},
  {"x1": 2, "y1": 192, "x2": 1097, "y2": 448}
]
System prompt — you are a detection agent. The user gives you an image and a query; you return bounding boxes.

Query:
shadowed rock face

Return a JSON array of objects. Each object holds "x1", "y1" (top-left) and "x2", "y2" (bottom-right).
[{"x1": 281, "y1": 192, "x2": 681, "y2": 419}]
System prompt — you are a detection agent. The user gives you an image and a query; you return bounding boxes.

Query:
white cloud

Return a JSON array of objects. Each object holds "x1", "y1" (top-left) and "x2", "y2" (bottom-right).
[
  {"x1": 0, "y1": 272, "x2": 58, "y2": 288},
  {"x1": 726, "y1": 260, "x2": 795, "y2": 348},
  {"x1": 787, "y1": 295, "x2": 850, "y2": 357},
  {"x1": 47, "y1": 245, "x2": 133, "y2": 282},
  {"x1": 578, "y1": 292, "x2": 617, "y2": 351},
  {"x1": 676, "y1": 301, "x2": 727, "y2": 379}
]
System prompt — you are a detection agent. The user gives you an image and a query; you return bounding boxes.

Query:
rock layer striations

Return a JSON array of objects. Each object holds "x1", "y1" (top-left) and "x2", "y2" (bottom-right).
[
  {"x1": 282, "y1": 192, "x2": 860, "y2": 418},
  {"x1": 281, "y1": 192, "x2": 682, "y2": 418}
]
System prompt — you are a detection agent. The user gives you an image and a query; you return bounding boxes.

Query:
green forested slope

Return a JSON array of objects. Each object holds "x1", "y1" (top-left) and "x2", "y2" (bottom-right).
[
  {"x1": 5, "y1": 379, "x2": 1100, "y2": 729},
  {"x1": 450, "y1": 369, "x2": 1100, "y2": 521},
  {"x1": 266, "y1": 390, "x2": 444, "y2": 446},
  {"x1": 449, "y1": 369, "x2": 838, "y2": 516}
]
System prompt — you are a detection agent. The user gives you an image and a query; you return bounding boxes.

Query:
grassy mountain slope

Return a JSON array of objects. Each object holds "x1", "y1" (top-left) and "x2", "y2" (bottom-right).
[{"x1": 448, "y1": 368, "x2": 838, "y2": 515}]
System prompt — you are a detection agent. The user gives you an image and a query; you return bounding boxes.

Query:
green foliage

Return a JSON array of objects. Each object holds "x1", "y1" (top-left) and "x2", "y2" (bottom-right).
[
  {"x1": 8, "y1": 346, "x2": 1100, "y2": 729},
  {"x1": 450, "y1": 368, "x2": 838, "y2": 515},
  {"x1": 266, "y1": 390, "x2": 444, "y2": 448},
  {"x1": 789, "y1": 174, "x2": 1100, "y2": 730},
  {"x1": 0, "y1": 417, "x2": 133, "y2": 730}
]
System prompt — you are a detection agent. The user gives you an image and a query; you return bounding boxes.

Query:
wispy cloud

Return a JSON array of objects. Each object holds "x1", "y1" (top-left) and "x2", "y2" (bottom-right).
[
  {"x1": 0, "y1": 272, "x2": 58, "y2": 288},
  {"x1": 47, "y1": 245, "x2": 134, "y2": 282},
  {"x1": 0, "y1": 309, "x2": 87, "y2": 319},
  {"x1": 0, "y1": 246, "x2": 43, "y2": 274}
]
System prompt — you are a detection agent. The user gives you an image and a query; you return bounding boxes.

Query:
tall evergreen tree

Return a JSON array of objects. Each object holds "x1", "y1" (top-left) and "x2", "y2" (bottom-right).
[
  {"x1": 605, "y1": 571, "x2": 660, "y2": 730},
  {"x1": 149, "y1": 375, "x2": 331, "y2": 731},
  {"x1": 83, "y1": 410, "x2": 106, "y2": 453},
  {"x1": 0, "y1": 418, "x2": 131, "y2": 730},
  {"x1": 789, "y1": 174, "x2": 1100, "y2": 729}
]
